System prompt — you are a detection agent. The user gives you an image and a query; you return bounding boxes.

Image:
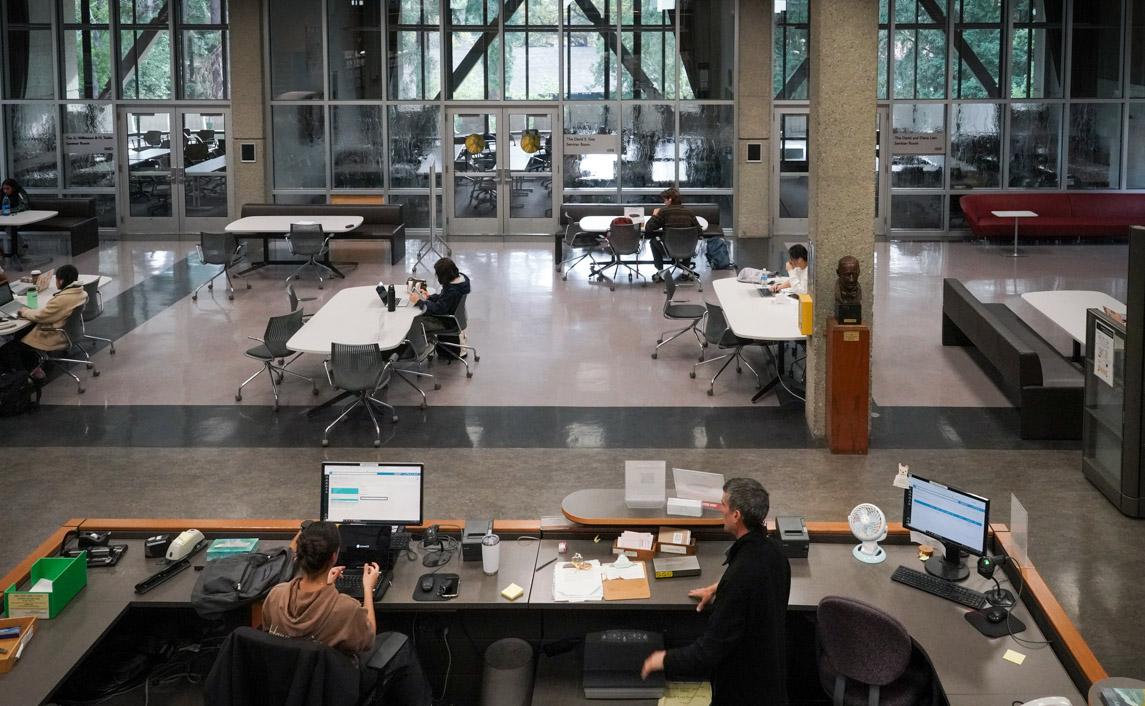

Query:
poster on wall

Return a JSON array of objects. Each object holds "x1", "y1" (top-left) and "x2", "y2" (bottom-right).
[
  {"x1": 892, "y1": 132, "x2": 945, "y2": 155},
  {"x1": 564, "y1": 134, "x2": 619, "y2": 155},
  {"x1": 1093, "y1": 321, "x2": 1115, "y2": 388},
  {"x1": 63, "y1": 134, "x2": 115, "y2": 154}
]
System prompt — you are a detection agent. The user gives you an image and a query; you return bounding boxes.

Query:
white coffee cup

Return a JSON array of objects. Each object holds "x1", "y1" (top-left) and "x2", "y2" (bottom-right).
[{"x1": 481, "y1": 533, "x2": 500, "y2": 575}]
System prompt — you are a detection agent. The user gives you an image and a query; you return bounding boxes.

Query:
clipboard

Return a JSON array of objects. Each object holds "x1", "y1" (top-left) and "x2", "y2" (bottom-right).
[{"x1": 602, "y1": 561, "x2": 651, "y2": 601}]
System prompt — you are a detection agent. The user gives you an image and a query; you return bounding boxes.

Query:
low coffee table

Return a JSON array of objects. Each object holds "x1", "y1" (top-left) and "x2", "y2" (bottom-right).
[{"x1": 1, "y1": 210, "x2": 60, "y2": 271}]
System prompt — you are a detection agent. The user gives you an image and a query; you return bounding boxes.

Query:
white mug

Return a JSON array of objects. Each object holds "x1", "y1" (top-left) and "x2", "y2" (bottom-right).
[{"x1": 481, "y1": 533, "x2": 500, "y2": 575}]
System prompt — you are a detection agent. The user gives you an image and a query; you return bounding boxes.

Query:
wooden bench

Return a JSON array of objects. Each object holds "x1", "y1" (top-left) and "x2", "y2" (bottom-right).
[
  {"x1": 942, "y1": 278, "x2": 1083, "y2": 440},
  {"x1": 240, "y1": 203, "x2": 405, "y2": 265}
]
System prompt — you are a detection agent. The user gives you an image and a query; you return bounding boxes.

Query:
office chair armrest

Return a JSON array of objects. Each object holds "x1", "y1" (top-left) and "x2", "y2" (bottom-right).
[
  {"x1": 195, "y1": 244, "x2": 205, "y2": 264},
  {"x1": 40, "y1": 327, "x2": 76, "y2": 347},
  {"x1": 246, "y1": 336, "x2": 265, "y2": 343},
  {"x1": 323, "y1": 359, "x2": 335, "y2": 387}
]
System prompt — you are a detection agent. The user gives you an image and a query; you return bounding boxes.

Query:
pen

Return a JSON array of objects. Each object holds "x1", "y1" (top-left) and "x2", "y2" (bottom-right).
[{"x1": 535, "y1": 556, "x2": 558, "y2": 572}]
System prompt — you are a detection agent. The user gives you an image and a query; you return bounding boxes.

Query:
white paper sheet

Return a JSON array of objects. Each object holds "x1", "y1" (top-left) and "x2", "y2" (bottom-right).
[
  {"x1": 604, "y1": 561, "x2": 646, "y2": 581},
  {"x1": 553, "y1": 560, "x2": 604, "y2": 602}
]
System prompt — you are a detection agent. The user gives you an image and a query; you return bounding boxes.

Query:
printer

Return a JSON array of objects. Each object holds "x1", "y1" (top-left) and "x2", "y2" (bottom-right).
[
  {"x1": 461, "y1": 519, "x2": 492, "y2": 561},
  {"x1": 777, "y1": 515, "x2": 809, "y2": 558},
  {"x1": 583, "y1": 630, "x2": 666, "y2": 699}
]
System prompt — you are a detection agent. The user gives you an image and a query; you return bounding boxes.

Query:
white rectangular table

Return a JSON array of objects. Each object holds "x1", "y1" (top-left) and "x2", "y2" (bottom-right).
[
  {"x1": 991, "y1": 210, "x2": 1037, "y2": 258},
  {"x1": 1, "y1": 210, "x2": 59, "y2": 271},
  {"x1": 286, "y1": 285, "x2": 419, "y2": 415},
  {"x1": 225, "y1": 215, "x2": 365, "y2": 277},
  {"x1": 1, "y1": 274, "x2": 112, "y2": 336},
  {"x1": 577, "y1": 215, "x2": 708, "y2": 232},
  {"x1": 712, "y1": 277, "x2": 806, "y2": 401},
  {"x1": 1022, "y1": 289, "x2": 1126, "y2": 359}
]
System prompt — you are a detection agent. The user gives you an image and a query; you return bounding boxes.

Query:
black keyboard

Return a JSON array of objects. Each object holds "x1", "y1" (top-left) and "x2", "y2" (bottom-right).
[{"x1": 891, "y1": 565, "x2": 987, "y2": 609}]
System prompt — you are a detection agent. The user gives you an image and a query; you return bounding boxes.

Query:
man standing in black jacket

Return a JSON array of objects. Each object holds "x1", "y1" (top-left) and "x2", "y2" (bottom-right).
[{"x1": 640, "y1": 478, "x2": 791, "y2": 705}]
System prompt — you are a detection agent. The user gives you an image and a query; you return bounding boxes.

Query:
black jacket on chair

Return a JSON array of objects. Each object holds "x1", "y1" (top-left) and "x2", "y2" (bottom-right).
[{"x1": 204, "y1": 626, "x2": 366, "y2": 706}]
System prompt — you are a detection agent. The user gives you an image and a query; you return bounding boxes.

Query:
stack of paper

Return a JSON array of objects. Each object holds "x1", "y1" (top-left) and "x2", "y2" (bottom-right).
[
  {"x1": 553, "y1": 560, "x2": 604, "y2": 602},
  {"x1": 617, "y1": 531, "x2": 654, "y2": 550}
]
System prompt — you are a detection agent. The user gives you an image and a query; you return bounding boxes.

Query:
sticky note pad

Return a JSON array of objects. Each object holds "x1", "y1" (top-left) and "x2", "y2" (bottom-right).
[
  {"x1": 501, "y1": 583, "x2": 524, "y2": 601},
  {"x1": 1002, "y1": 649, "x2": 1026, "y2": 665}
]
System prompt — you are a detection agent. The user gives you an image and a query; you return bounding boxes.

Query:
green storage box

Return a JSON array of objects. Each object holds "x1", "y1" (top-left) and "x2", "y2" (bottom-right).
[
  {"x1": 5, "y1": 553, "x2": 87, "y2": 619},
  {"x1": 206, "y1": 538, "x2": 259, "y2": 561}
]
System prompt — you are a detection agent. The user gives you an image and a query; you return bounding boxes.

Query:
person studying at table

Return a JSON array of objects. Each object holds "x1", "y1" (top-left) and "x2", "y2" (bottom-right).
[
  {"x1": 2, "y1": 178, "x2": 31, "y2": 214},
  {"x1": 640, "y1": 478, "x2": 792, "y2": 706},
  {"x1": 646, "y1": 187, "x2": 702, "y2": 283},
  {"x1": 263, "y1": 521, "x2": 432, "y2": 706},
  {"x1": 769, "y1": 244, "x2": 809, "y2": 295},
  {"x1": 0, "y1": 264, "x2": 87, "y2": 376},
  {"x1": 409, "y1": 256, "x2": 471, "y2": 335}
]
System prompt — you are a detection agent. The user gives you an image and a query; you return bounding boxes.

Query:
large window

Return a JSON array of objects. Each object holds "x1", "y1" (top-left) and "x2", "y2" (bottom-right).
[{"x1": 774, "y1": 0, "x2": 808, "y2": 100}]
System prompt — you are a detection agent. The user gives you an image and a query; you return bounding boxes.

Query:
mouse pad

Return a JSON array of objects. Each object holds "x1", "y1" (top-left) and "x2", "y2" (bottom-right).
[
  {"x1": 965, "y1": 609, "x2": 1026, "y2": 638},
  {"x1": 412, "y1": 572, "x2": 459, "y2": 601}
]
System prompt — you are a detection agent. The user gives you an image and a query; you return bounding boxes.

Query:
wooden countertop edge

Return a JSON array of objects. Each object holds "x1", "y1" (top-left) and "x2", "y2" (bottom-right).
[
  {"x1": 995, "y1": 530, "x2": 1107, "y2": 686},
  {"x1": 0, "y1": 522, "x2": 81, "y2": 605},
  {"x1": 74, "y1": 518, "x2": 542, "y2": 534}
]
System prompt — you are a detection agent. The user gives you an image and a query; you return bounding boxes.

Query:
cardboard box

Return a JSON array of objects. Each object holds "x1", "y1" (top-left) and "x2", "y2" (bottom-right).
[
  {"x1": 0, "y1": 616, "x2": 37, "y2": 673},
  {"x1": 656, "y1": 539, "x2": 697, "y2": 556},
  {"x1": 611, "y1": 541, "x2": 656, "y2": 561},
  {"x1": 5, "y1": 554, "x2": 87, "y2": 619}
]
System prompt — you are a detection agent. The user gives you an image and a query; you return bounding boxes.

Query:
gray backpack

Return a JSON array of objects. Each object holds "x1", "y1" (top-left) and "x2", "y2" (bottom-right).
[{"x1": 191, "y1": 546, "x2": 295, "y2": 620}]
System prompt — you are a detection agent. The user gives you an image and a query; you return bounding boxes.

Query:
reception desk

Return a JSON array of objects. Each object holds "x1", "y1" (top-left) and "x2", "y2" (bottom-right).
[{"x1": 0, "y1": 518, "x2": 1103, "y2": 705}]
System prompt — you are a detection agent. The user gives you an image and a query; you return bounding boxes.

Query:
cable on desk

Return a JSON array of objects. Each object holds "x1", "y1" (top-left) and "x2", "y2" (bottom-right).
[
  {"x1": 516, "y1": 535, "x2": 541, "y2": 543},
  {"x1": 439, "y1": 626, "x2": 452, "y2": 703},
  {"x1": 1001, "y1": 556, "x2": 1052, "y2": 648}
]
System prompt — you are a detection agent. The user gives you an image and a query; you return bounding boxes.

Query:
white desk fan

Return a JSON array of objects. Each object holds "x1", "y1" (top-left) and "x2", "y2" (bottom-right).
[{"x1": 848, "y1": 503, "x2": 887, "y2": 564}]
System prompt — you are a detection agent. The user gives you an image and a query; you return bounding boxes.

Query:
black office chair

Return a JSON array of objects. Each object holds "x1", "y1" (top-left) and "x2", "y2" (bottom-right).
[
  {"x1": 204, "y1": 626, "x2": 373, "y2": 706},
  {"x1": 391, "y1": 320, "x2": 440, "y2": 409},
  {"x1": 651, "y1": 275, "x2": 706, "y2": 361},
  {"x1": 323, "y1": 343, "x2": 398, "y2": 447},
  {"x1": 37, "y1": 306, "x2": 98, "y2": 394},
  {"x1": 661, "y1": 226, "x2": 703, "y2": 290},
  {"x1": 193, "y1": 232, "x2": 249, "y2": 301},
  {"x1": 816, "y1": 596, "x2": 940, "y2": 706},
  {"x1": 691, "y1": 301, "x2": 762, "y2": 395},
  {"x1": 599, "y1": 221, "x2": 646, "y2": 290},
  {"x1": 285, "y1": 223, "x2": 333, "y2": 289},
  {"x1": 558, "y1": 216, "x2": 604, "y2": 280},
  {"x1": 285, "y1": 281, "x2": 316, "y2": 320},
  {"x1": 430, "y1": 293, "x2": 479, "y2": 378},
  {"x1": 80, "y1": 278, "x2": 115, "y2": 354},
  {"x1": 235, "y1": 309, "x2": 318, "y2": 411}
]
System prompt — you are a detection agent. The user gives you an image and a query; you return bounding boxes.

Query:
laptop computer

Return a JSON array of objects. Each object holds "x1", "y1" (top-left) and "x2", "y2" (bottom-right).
[
  {"x1": 0, "y1": 282, "x2": 24, "y2": 317},
  {"x1": 332, "y1": 524, "x2": 394, "y2": 601},
  {"x1": 9, "y1": 269, "x2": 54, "y2": 297}
]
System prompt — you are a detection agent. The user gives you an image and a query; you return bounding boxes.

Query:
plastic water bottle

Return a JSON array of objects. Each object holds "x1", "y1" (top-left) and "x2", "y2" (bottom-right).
[
  {"x1": 27, "y1": 288, "x2": 37, "y2": 309},
  {"x1": 1, "y1": 196, "x2": 9, "y2": 216}
]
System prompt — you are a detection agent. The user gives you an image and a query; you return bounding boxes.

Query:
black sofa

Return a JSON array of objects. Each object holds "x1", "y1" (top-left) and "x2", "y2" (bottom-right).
[
  {"x1": 239, "y1": 203, "x2": 406, "y2": 265},
  {"x1": 942, "y1": 278, "x2": 1083, "y2": 440},
  {"x1": 554, "y1": 203, "x2": 723, "y2": 268},
  {"x1": 23, "y1": 197, "x2": 100, "y2": 256}
]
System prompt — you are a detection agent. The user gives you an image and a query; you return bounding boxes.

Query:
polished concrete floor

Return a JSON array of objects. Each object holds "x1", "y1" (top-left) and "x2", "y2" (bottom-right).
[{"x1": 1, "y1": 234, "x2": 1140, "y2": 686}]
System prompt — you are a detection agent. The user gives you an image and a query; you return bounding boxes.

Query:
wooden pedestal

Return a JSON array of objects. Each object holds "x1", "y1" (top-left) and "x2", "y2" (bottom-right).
[{"x1": 826, "y1": 317, "x2": 870, "y2": 454}]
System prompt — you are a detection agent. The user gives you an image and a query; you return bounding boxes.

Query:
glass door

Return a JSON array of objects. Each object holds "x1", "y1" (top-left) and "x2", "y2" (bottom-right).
[
  {"x1": 876, "y1": 107, "x2": 889, "y2": 236},
  {"x1": 119, "y1": 107, "x2": 231, "y2": 235},
  {"x1": 445, "y1": 108, "x2": 558, "y2": 236},
  {"x1": 773, "y1": 110, "x2": 810, "y2": 235}
]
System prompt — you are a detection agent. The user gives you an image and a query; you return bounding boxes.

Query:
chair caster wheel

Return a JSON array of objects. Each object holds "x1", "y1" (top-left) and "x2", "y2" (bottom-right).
[
  {"x1": 656, "y1": 339, "x2": 663, "y2": 345},
  {"x1": 736, "y1": 367, "x2": 742, "y2": 374},
  {"x1": 318, "y1": 284, "x2": 324, "y2": 290},
  {"x1": 420, "y1": 402, "x2": 427, "y2": 410},
  {"x1": 466, "y1": 371, "x2": 473, "y2": 378},
  {"x1": 628, "y1": 274, "x2": 633, "y2": 281},
  {"x1": 228, "y1": 294, "x2": 234, "y2": 301},
  {"x1": 562, "y1": 275, "x2": 568, "y2": 281},
  {"x1": 651, "y1": 353, "x2": 658, "y2": 359},
  {"x1": 474, "y1": 355, "x2": 480, "y2": 362},
  {"x1": 374, "y1": 440, "x2": 381, "y2": 447},
  {"x1": 192, "y1": 295, "x2": 198, "y2": 301},
  {"x1": 707, "y1": 389, "x2": 714, "y2": 396},
  {"x1": 391, "y1": 416, "x2": 399, "y2": 423},
  {"x1": 272, "y1": 404, "x2": 279, "y2": 412},
  {"x1": 92, "y1": 369, "x2": 100, "y2": 377},
  {"x1": 208, "y1": 283, "x2": 213, "y2": 290},
  {"x1": 235, "y1": 393, "x2": 242, "y2": 401},
  {"x1": 78, "y1": 387, "x2": 85, "y2": 393},
  {"x1": 434, "y1": 384, "x2": 441, "y2": 390},
  {"x1": 610, "y1": 286, "x2": 615, "y2": 291},
  {"x1": 322, "y1": 439, "x2": 329, "y2": 447},
  {"x1": 246, "y1": 283, "x2": 252, "y2": 289},
  {"x1": 110, "y1": 347, "x2": 116, "y2": 354},
  {"x1": 690, "y1": 371, "x2": 696, "y2": 378},
  {"x1": 312, "y1": 387, "x2": 319, "y2": 395}
]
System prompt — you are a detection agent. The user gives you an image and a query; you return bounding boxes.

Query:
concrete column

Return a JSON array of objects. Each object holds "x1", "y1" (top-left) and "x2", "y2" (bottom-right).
[
  {"x1": 734, "y1": 0, "x2": 771, "y2": 238},
  {"x1": 804, "y1": 0, "x2": 877, "y2": 437},
  {"x1": 230, "y1": 0, "x2": 268, "y2": 208}
]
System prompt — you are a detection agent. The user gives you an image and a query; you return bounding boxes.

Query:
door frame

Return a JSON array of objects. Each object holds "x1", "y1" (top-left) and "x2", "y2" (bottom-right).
[
  {"x1": 118, "y1": 105, "x2": 233, "y2": 236},
  {"x1": 444, "y1": 106, "x2": 559, "y2": 236},
  {"x1": 876, "y1": 106, "x2": 889, "y2": 236},
  {"x1": 772, "y1": 107, "x2": 810, "y2": 236}
]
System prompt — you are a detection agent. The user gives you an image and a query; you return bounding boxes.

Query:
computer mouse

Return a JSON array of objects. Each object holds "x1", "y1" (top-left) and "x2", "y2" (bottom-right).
[
  {"x1": 419, "y1": 577, "x2": 435, "y2": 593},
  {"x1": 985, "y1": 606, "x2": 1008, "y2": 624}
]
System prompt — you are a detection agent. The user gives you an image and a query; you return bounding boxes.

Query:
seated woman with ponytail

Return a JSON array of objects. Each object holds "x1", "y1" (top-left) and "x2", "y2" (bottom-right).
[{"x1": 262, "y1": 521, "x2": 433, "y2": 706}]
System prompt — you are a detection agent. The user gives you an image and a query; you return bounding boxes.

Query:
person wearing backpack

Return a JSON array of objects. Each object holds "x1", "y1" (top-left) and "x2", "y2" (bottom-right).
[{"x1": 262, "y1": 522, "x2": 433, "y2": 706}]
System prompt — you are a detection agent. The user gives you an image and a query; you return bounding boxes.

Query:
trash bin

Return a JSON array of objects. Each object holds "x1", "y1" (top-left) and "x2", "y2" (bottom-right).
[{"x1": 480, "y1": 637, "x2": 534, "y2": 706}]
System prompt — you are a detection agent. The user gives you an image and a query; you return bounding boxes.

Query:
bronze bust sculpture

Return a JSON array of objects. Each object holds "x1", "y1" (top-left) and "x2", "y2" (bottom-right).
[{"x1": 835, "y1": 256, "x2": 862, "y2": 323}]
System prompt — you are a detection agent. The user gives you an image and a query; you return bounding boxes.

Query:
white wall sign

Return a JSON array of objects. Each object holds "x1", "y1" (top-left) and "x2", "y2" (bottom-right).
[
  {"x1": 892, "y1": 132, "x2": 946, "y2": 155},
  {"x1": 1094, "y1": 323, "x2": 1115, "y2": 387},
  {"x1": 64, "y1": 134, "x2": 115, "y2": 154},
  {"x1": 564, "y1": 134, "x2": 619, "y2": 155}
]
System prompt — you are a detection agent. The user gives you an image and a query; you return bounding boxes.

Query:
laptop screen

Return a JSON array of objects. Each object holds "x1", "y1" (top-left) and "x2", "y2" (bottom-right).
[
  {"x1": 0, "y1": 282, "x2": 13, "y2": 307},
  {"x1": 321, "y1": 462, "x2": 424, "y2": 526}
]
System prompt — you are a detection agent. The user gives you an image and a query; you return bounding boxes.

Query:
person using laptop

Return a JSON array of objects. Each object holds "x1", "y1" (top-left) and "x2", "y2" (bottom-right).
[
  {"x1": 0, "y1": 264, "x2": 87, "y2": 375},
  {"x1": 769, "y1": 244, "x2": 809, "y2": 295},
  {"x1": 640, "y1": 478, "x2": 791, "y2": 706},
  {"x1": 263, "y1": 521, "x2": 433, "y2": 706},
  {"x1": 409, "y1": 257, "x2": 471, "y2": 357}
]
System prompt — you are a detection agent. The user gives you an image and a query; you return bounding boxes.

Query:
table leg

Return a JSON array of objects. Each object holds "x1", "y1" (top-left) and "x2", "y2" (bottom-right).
[
  {"x1": 1004, "y1": 217, "x2": 1025, "y2": 258},
  {"x1": 3, "y1": 225, "x2": 24, "y2": 271}
]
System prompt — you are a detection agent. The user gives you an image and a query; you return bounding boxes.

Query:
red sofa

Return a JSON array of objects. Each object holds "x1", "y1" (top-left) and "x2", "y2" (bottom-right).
[{"x1": 960, "y1": 193, "x2": 1145, "y2": 238}]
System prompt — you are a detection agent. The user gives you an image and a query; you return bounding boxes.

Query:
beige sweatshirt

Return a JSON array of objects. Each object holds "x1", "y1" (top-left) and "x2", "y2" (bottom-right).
[{"x1": 262, "y1": 577, "x2": 374, "y2": 653}]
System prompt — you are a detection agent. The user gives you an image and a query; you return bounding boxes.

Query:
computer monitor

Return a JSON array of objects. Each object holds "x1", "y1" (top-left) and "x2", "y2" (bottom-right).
[
  {"x1": 321, "y1": 462, "x2": 424, "y2": 526},
  {"x1": 902, "y1": 474, "x2": 989, "y2": 582}
]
